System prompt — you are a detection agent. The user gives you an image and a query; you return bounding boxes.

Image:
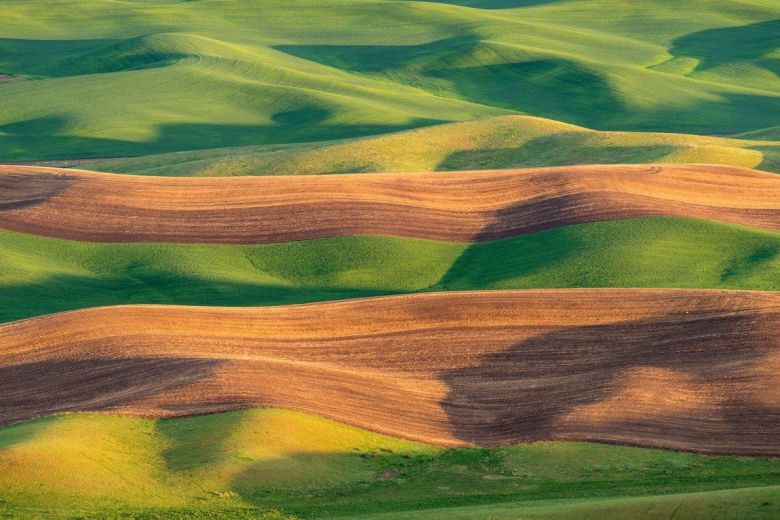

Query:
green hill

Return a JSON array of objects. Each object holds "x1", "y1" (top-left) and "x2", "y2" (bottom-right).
[
  {"x1": 82, "y1": 115, "x2": 780, "y2": 177},
  {"x1": 1, "y1": 217, "x2": 778, "y2": 323},
  {"x1": 2, "y1": 2, "x2": 779, "y2": 518},
  {"x1": 1, "y1": 409, "x2": 780, "y2": 519},
  {"x1": 1, "y1": 0, "x2": 778, "y2": 161}
]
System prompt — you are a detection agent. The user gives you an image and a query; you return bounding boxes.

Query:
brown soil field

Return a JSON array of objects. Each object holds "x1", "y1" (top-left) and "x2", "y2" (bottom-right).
[
  {"x1": 0, "y1": 163, "x2": 778, "y2": 243},
  {"x1": 1, "y1": 289, "x2": 778, "y2": 455}
]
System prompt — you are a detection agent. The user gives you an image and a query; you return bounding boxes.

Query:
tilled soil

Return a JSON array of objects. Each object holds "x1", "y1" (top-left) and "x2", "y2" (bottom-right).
[
  {"x1": 1, "y1": 289, "x2": 778, "y2": 455},
  {"x1": 1, "y1": 164, "x2": 778, "y2": 243}
]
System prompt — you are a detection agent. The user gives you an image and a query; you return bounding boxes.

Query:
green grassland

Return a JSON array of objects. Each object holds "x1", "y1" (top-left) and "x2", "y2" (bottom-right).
[
  {"x1": 83, "y1": 115, "x2": 780, "y2": 177},
  {"x1": 2, "y1": 1, "x2": 780, "y2": 518},
  {"x1": 1, "y1": 409, "x2": 780, "y2": 519},
  {"x1": 0, "y1": 0, "x2": 778, "y2": 161},
  {"x1": 1, "y1": 217, "x2": 778, "y2": 324}
]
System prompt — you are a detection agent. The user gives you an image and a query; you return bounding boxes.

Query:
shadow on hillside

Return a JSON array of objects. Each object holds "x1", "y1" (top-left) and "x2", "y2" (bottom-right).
[
  {"x1": 0, "y1": 167, "x2": 74, "y2": 210},
  {"x1": 276, "y1": 35, "x2": 482, "y2": 73},
  {"x1": 0, "y1": 357, "x2": 223, "y2": 429},
  {"x1": 433, "y1": 225, "x2": 588, "y2": 290},
  {"x1": 0, "y1": 274, "x2": 392, "y2": 324},
  {"x1": 670, "y1": 19, "x2": 780, "y2": 75},
  {"x1": 436, "y1": 131, "x2": 677, "y2": 170},
  {"x1": 277, "y1": 38, "x2": 626, "y2": 121},
  {"x1": 0, "y1": 114, "x2": 445, "y2": 162},
  {"x1": 431, "y1": 177, "x2": 780, "y2": 450},
  {"x1": 0, "y1": 36, "x2": 133, "y2": 78},
  {"x1": 0, "y1": 35, "x2": 195, "y2": 78},
  {"x1": 156, "y1": 409, "x2": 249, "y2": 472},
  {"x1": 276, "y1": 37, "x2": 780, "y2": 133},
  {"x1": 752, "y1": 144, "x2": 780, "y2": 174},
  {"x1": 444, "y1": 58, "x2": 623, "y2": 117},
  {"x1": 440, "y1": 312, "x2": 780, "y2": 450}
]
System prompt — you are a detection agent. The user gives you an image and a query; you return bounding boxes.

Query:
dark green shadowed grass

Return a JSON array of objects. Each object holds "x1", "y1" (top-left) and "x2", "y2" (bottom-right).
[{"x1": 0, "y1": 217, "x2": 777, "y2": 323}]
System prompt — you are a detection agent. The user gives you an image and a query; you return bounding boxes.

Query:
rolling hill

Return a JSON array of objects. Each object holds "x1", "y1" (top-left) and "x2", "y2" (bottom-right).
[
  {"x1": 2, "y1": 290, "x2": 779, "y2": 455},
  {"x1": 3, "y1": 410, "x2": 780, "y2": 519},
  {"x1": 0, "y1": 217, "x2": 778, "y2": 324},
  {"x1": 81, "y1": 115, "x2": 780, "y2": 177},
  {"x1": 1, "y1": 0, "x2": 779, "y2": 161},
  {"x1": 2, "y1": 164, "x2": 778, "y2": 243},
  {"x1": 0, "y1": 409, "x2": 780, "y2": 520},
  {"x1": 1, "y1": 1, "x2": 779, "y2": 518}
]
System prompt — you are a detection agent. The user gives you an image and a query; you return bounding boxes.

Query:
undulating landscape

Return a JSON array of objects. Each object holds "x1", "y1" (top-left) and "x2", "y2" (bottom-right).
[{"x1": 1, "y1": 1, "x2": 779, "y2": 518}]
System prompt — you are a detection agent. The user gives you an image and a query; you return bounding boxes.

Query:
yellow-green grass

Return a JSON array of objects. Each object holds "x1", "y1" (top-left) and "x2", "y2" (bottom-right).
[
  {"x1": 0, "y1": 1, "x2": 778, "y2": 161},
  {"x1": 1, "y1": 217, "x2": 778, "y2": 324},
  {"x1": 2, "y1": 409, "x2": 780, "y2": 519},
  {"x1": 84, "y1": 115, "x2": 780, "y2": 177}
]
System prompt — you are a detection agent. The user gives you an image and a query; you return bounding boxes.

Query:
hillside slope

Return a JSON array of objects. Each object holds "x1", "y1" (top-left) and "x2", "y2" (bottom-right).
[
  {"x1": 82, "y1": 116, "x2": 780, "y2": 177},
  {"x1": 2, "y1": 164, "x2": 778, "y2": 243},
  {"x1": 3, "y1": 410, "x2": 780, "y2": 518},
  {"x1": 0, "y1": 218, "x2": 778, "y2": 324},
  {"x1": 1, "y1": 290, "x2": 778, "y2": 454},
  {"x1": 1, "y1": 0, "x2": 778, "y2": 160}
]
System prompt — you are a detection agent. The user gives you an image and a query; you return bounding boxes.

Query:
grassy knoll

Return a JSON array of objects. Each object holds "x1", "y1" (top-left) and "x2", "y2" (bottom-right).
[
  {"x1": 1, "y1": 1, "x2": 778, "y2": 161},
  {"x1": 1, "y1": 217, "x2": 777, "y2": 323},
  {"x1": 1, "y1": 409, "x2": 780, "y2": 519},
  {"x1": 84, "y1": 115, "x2": 780, "y2": 177}
]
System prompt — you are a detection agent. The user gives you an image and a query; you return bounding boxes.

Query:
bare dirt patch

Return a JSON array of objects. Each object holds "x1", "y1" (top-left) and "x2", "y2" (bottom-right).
[
  {"x1": 0, "y1": 289, "x2": 777, "y2": 455},
  {"x1": 0, "y1": 164, "x2": 777, "y2": 243}
]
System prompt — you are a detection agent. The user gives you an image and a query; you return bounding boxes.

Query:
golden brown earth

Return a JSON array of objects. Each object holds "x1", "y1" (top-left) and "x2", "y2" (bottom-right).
[
  {"x1": 2, "y1": 289, "x2": 778, "y2": 455},
  {"x1": 1, "y1": 163, "x2": 778, "y2": 243}
]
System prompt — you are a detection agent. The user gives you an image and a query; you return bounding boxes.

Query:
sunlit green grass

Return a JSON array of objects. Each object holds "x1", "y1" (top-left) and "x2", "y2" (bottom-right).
[
  {"x1": 0, "y1": 0, "x2": 778, "y2": 161},
  {"x1": 2, "y1": 409, "x2": 780, "y2": 519},
  {"x1": 1, "y1": 217, "x2": 777, "y2": 323},
  {"x1": 85, "y1": 115, "x2": 780, "y2": 177}
]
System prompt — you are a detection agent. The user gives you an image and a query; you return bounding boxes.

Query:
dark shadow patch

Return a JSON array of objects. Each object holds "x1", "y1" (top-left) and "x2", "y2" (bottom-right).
[
  {"x1": 669, "y1": 19, "x2": 780, "y2": 76},
  {"x1": 276, "y1": 36, "x2": 481, "y2": 74},
  {"x1": 720, "y1": 243, "x2": 780, "y2": 283},
  {"x1": 0, "y1": 273, "x2": 390, "y2": 325},
  {"x1": 0, "y1": 115, "x2": 445, "y2": 162},
  {"x1": 277, "y1": 37, "x2": 780, "y2": 134},
  {"x1": 0, "y1": 115, "x2": 69, "y2": 136},
  {"x1": 0, "y1": 169, "x2": 73, "y2": 210},
  {"x1": 156, "y1": 409, "x2": 247, "y2": 472},
  {"x1": 467, "y1": 190, "x2": 616, "y2": 241},
  {"x1": 752, "y1": 145, "x2": 780, "y2": 174},
  {"x1": 277, "y1": 39, "x2": 626, "y2": 126},
  {"x1": 623, "y1": 91, "x2": 780, "y2": 135},
  {"x1": 271, "y1": 107, "x2": 330, "y2": 126},
  {"x1": 435, "y1": 224, "x2": 593, "y2": 290},
  {"x1": 437, "y1": 132, "x2": 677, "y2": 170},
  {"x1": 442, "y1": 59, "x2": 624, "y2": 118},
  {"x1": 0, "y1": 357, "x2": 223, "y2": 428},
  {"x1": 0, "y1": 36, "x2": 188, "y2": 78},
  {"x1": 440, "y1": 311, "x2": 779, "y2": 452}
]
